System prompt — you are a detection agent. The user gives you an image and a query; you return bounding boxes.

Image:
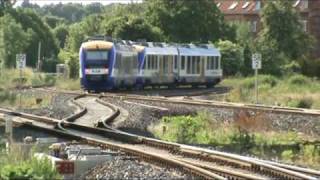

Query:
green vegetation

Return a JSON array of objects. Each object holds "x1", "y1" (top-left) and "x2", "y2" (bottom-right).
[
  {"x1": 221, "y1": 74, "x2": 320, "y2": 109},
  {"x1": 0, "y1": 144, "x2": 61, "y2": 180},
  {"x1": 150, "y1": 113, "x2": 320, "y2": 169}
]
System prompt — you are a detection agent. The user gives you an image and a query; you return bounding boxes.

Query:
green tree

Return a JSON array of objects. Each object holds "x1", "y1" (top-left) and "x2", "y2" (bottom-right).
[
  {"x1": 102, "y1": 15, "x2": 163, "y2": 41},
  {"x1": 215, "y1": 40, "x2": 243, "y2": 76},
  {"x1": 0, "y1": 14, "x2": 31, "y2": 68},
  {"x1": 43, "y1": 15, "x2": 67, "y2": 29},
  {"x1": 8, "y1": 8, "x2": 59, "y2": 67},
  {"x1": 146, "y1": 0, "x2": 234, "y2": 43},
  {"x1": 257, "y1": 1, "x2": 314, "y2": 75},
  {"x1": 233, "y1": 22, "x2": 254, "y2": 76},
  {"x1": 53, "y1": 24, "x2": 69, "y2": 48}
]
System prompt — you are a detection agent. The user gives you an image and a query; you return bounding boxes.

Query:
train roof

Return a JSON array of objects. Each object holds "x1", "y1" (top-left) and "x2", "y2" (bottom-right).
[
  {"x1": 178, "y1": 46, "x2": 220, "y2": 56},
  {"x1": 145, "y1": 47, "x2": 178, "y2": 55},
  {"x1": 81, "y1": 40, "x2": 113, "y2": 50}
]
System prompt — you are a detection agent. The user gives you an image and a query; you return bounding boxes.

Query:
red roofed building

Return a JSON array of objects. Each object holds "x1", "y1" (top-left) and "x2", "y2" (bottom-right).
[{"x1": 215, "y1": 0, "x2": 320, "y2": 57}]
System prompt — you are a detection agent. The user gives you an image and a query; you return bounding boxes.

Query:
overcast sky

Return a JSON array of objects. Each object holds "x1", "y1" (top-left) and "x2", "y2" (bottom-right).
[{"x1": 15, "y1": 0, "x2": 142, "y2": 6}]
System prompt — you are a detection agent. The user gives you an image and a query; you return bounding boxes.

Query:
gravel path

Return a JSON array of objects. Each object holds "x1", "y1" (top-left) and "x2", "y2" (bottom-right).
[
  {"x1": 74, "y1": 97, "x2": 113, "y2": 127},
  {"x1": 84, "y1": 156, "x2": 192, "y2": 180}
]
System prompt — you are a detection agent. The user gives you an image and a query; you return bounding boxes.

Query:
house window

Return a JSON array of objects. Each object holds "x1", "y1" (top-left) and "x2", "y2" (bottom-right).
[
  {"x1": 228, "y1": 2, "x2": 238, "y2": 10},
  {"x1": 251, "y1": 21, "x2": 257, "y2": 32},
  {"x1": 255, "y1": 0, "x2": 261, "y2": 10},
  {"x1": 302, "y1": 0, "x2": 308, "y2": 9},
  {"x1": 301, "y1": 20, "x2": 307, "y2": 32}
]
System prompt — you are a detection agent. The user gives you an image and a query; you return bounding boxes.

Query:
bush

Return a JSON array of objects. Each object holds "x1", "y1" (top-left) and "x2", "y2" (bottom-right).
[
  {"x1": 31, "y1": 74, "x2": 56, "y2": 87},
  {"x1": 288, "y1": 74, "x2": 311, "y2": 86},
  {"x1": 296, "y1": 97, "x2": 313, "y2": 109},
  {"x1": 241, "y1": 75, "x2": 278, "y2": 89},
  {"x1": 0, "y1": 157, "x2": 61, "y2": 180}
]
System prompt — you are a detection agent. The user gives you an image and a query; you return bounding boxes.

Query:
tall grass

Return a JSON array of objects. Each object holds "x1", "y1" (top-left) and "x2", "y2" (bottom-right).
[
  {"x1": 221, "y1": 74, "x2": 320, "y2": 109},
  {"x1": 150, "y1": 112, "x2": 320, "y2": 169},
  {"x1": 0, "y1": 145, "x2": 61, "y2": 180}
]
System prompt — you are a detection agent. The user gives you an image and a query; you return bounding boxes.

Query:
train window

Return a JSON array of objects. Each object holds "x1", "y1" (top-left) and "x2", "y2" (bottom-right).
[
  {"x1": 211, "y1": 57, "x2": 215, "y2": 70},
  {"x1": 86, "y1": 50, "x2": 108, "y2": 60},
  {"x1": 174, "y1": 55, "x2": 178, "y2": 70},
  {"x1": 196, "y1": 56, "x2": 200, "y2": 74},
  {"x1": 148, "y1": 55, "x2": 152, "y2": 70},
  {"x1": 163, "y1": 56, "x2": 169, "y2": 73},
  {"x1": 181, "y1": 56, "x2": 185, "y2": 70},
  {"x1": 143, "y1": 58, "x2": 146, "y2": 69},
  {"x1": 187, "y1": 56, "x2": 192, "y2": 74},
  {"x1": 154, "y1": 55, "x2": 158, "y2": 69},
  {"x1": 215, "y1": 56, "x2": 219, "y2": 69},
  {"x1": 192, "y1": 57, "x2": 196, "y2": 74}
]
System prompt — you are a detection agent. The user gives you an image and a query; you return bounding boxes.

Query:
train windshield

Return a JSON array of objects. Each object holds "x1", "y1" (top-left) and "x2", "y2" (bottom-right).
[{"x1": 86, "y1": 50, "x2": 108, "y2": 60}]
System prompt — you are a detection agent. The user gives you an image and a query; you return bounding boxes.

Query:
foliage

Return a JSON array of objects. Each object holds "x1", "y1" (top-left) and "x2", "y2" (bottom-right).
[
  {"x1": 53, "y1": 24, "x2": 69, "y2": 48},
  {"x1": 215, "y1": 40, "x2": 243, "y2": 76},
  {"x1": 43, "y1": 15, "x2": 67, "y2": 29},
  {"x1": 257, "y1": 1, "x2": 314, "y2": 75},
  {"x1": 55, "y1": 77, "x2": 80, "y2": 90},
  {"x1": 151, "y1": 112, "x2": 320, "y2": 168},
  {"x1": 146, "y1": 0, "x2": 234, "y2": 43},
  {"x1": 0, "y1": 14, "x2": 31, "y2": 68},
  {"x1": 58, "y1": 49, "x2": 79, "y2": 78},
  {"x1": 0, "y1": 157, "x2": 61, "y2": 180},
  {"x1": 288, "y1": 74, "x2": 311, "y2": 86},
  {"x1": 8, "y1": 8, "x2": 59, "y2": 67},
  {"x1": 221, "y1": 75, "x2": 320, "y2": 109},
  {"x1": 102, "y1": 15, "x2": 163, "y2": 41}
]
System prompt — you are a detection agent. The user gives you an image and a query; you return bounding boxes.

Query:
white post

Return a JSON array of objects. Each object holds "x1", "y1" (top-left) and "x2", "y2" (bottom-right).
[
  {"x1": 5, "y1": 114, "x2": 13, "y2": 152},
  {"x1": 255, "y1": 68, "x2": 258, "y2": 104},
  {"x1": 37, "y1": 41, "x2": 41, "y2": 72},
  {"x1": 252, "y1": 53, "x2": 261, "y2": 104}
]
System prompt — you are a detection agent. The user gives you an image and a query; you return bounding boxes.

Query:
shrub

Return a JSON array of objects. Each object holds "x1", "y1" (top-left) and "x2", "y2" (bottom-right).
[
  {"x1": 296, "y1": 97, "x2": 313, "y2": 109},
  {"x1": 0, "y1": 157, "x2": 61, "y2": 180},
  {"x1": 288, "y1": 74, "x2": 311, "y2": 86},
  {"x1": 241, "y1": 75, "x2": 278, "y2": 89}
]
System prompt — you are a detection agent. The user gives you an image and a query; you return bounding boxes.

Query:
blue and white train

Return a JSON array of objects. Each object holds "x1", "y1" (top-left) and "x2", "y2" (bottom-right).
[{"x1": 79, "y1": 39, "x2": 222, "y2": 91}]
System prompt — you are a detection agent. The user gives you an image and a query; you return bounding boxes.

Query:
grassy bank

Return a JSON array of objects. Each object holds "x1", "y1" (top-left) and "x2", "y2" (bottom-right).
[
  {"x1": 150, "y1": 112, "x2": 320, "y2": 169},
  {"x1": 0, "y1": 142, "x2": 61, "y2": 179},
  {"x1": 220, "y1": 74, "x2": 320, "y2": 109}
]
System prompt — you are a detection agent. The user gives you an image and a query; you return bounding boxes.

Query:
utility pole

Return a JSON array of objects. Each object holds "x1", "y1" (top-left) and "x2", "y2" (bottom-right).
[{"x1": 37, "y1": 41, "x2": 41, "y2": 72}]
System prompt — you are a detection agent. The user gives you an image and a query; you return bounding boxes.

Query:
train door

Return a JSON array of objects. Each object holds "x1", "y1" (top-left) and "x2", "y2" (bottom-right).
[
  {"x1": 179, "y1": 56, "x2": 187, "y2": 78},
  {"x1": 158, "y1": 55, "x2": 164, "y2": 83},
  {"x1": 200, "y1": 56, "x2": 206, "y2": 82}
]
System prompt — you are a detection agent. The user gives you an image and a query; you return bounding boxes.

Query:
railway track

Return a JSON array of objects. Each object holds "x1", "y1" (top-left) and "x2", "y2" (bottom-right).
[
  {"x1": 39, "y1": 88, "x2": 320, "y2": 116},
  {"x1": 0, "y1": 94, "x2": 319, "y2": 179}
]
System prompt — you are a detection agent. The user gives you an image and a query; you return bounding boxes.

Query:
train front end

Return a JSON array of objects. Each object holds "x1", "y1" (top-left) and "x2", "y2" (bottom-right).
[{"x1": 79, "y1": 40, "x2": 114, "y2": 91}]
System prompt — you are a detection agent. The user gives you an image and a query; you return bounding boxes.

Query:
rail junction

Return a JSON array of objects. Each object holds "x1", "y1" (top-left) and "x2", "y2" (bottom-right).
[{"x1": 1, "y1": 89, "x2": 320, "y2": 179}]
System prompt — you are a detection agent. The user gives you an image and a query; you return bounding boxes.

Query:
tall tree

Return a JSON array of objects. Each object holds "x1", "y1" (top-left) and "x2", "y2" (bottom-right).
[
  {"x1": 8, "y1": 8, "x2": 59, "y2": 67},
  {"x1": 145, "y1": 0, "x2": 234, "y2": 43},
  {"x1": 0, "y1": 14, "x2": 30, "y2": 68},
  {"x1": 258, "y1": 1, "x2": 314, "y2": 60}
]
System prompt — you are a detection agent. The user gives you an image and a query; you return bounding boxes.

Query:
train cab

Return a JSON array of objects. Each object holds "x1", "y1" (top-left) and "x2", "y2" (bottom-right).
[{"x1": 79, "y1": 40, "x2": 115, "y2": 91}]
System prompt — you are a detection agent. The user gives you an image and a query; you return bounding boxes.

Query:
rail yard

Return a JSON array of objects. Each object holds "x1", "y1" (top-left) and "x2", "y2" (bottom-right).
[{"x1": 0, "y1": 87, "x2": 319, "y2": 179}]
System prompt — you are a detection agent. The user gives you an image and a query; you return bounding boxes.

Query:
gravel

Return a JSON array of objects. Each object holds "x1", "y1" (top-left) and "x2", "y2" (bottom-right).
[
  {"x1": 84, "y1": 156, "x2": 192, "y2": 180},
  {"x1": 102, "y1": 97, "x2": 320, "y2": 137},
  {"x1": 4, "y1": 89, "x2": 78, "y2": 119}
]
